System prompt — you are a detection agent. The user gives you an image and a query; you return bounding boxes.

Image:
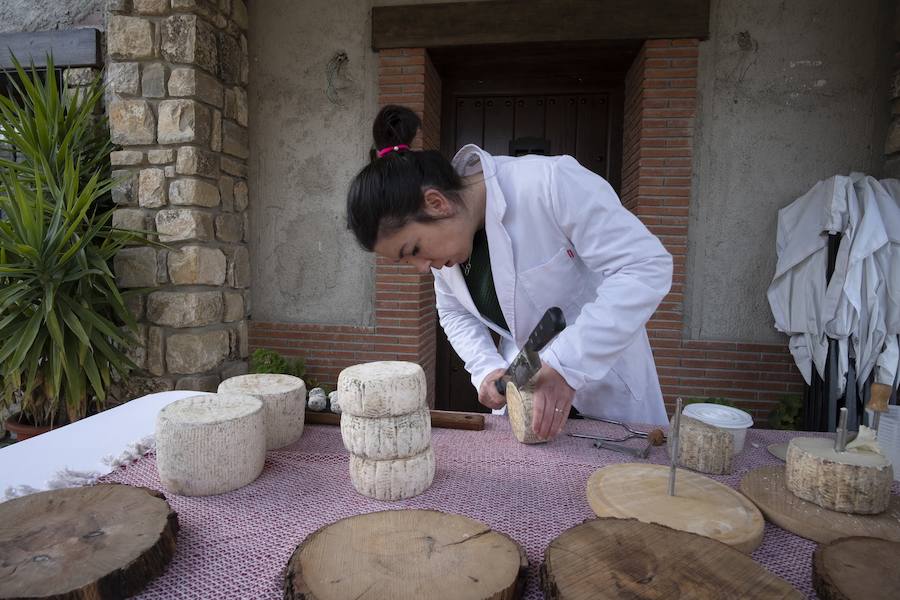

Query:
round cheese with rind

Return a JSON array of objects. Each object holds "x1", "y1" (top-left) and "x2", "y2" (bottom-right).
[
  {"x1": 218, "y1": 373, "x2": 306, "y2": 449},
  {"x1": 348, "y1": 446, "x2": 435, "y2": 501},
  {"x1": 341, "y1": 408, "x2": 431, "y2": 460},
  {"x1": 786, "y1": 436, "x2": 893, "y2": 514},
  {"x1": 337, "y1": 361, "x2": 426, "y2": 418},
  {"x1": 156, "y1": 392, "x2": 266, "y2": 496}
]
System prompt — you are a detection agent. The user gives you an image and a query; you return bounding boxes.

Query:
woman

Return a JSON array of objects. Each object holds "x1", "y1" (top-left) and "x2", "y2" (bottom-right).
[{"x1": 347, "y1": 106, "x2": 672, "y2": 439}]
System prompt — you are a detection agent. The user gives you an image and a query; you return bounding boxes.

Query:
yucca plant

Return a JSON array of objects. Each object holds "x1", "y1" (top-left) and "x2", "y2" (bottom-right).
[
  {"x1": 0, "y1": 55, "x2": 112, "y2": 196},
  {"x1": 0, "y1": 55, "x2": 140, "y2": 427}
]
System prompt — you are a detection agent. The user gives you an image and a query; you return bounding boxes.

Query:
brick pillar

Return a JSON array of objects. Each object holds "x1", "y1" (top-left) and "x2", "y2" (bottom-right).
[
  {"x1": 622, "y1": 39, "x2": 803, "y2": 419},
  {"x1": 107, "y1": 0, "x2": 251, "y2": 398},
  {"x1": 621, "y1": 40, "x2": 696, "y2": 338},
  {"x1": 376, "y1": 48, "x2": 441, "y2": 406}
]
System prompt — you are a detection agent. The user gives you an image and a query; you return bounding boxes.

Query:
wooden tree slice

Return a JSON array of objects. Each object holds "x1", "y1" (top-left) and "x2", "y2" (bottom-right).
[
  {"x1": 506, "y1": 382, "x2": 545, "y2": 444},
  {"x1": 0, "y1": 484, "x2": 178, "y2": 599},
  {"x1": 813, "y1": 537, "x2": 900, "y2": 600},
  {"x1": 586, "y1": 463, "x2": 764, "y2": 553},
  {"x1": 740, "y1": 466, "x2": 900, "y2": 544},
  {"x1": 785, "y1": 437, "x2": 893, "y2": 514},
  {"x1": 283, "y1": 509, "x2": 527, "y2": 600},
  {"x1": 542, "y1": 517, "x2": 801, "y2": 599}
]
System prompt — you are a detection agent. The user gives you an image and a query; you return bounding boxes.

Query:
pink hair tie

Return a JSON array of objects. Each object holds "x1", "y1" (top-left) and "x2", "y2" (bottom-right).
[{"x1": 377, "y1": 144, "x2": 410, "y2": 158}]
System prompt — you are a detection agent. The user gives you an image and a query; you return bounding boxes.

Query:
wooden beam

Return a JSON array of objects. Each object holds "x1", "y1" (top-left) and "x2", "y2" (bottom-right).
[
  {"x1": 0, "y1": 29, "x2": 101, "y2": 70},
  {"x1": 372, "y1": 0, "x2": 710, "y2": 50}
]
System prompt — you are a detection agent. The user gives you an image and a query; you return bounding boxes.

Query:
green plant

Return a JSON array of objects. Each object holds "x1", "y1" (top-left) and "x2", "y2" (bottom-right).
[
  {"x1": 767, "y1": 395, "x2": 804, "y2": 431},
  {"x1": 0, "y1": 56, "x2": 141, "y2": 427},
  {"x1": 249, "y1": 348, "x2": 325, "y2": 392}
]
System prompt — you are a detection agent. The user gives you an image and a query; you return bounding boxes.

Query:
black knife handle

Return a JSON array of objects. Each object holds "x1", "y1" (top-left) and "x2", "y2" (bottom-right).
[{"x1": 527, "y1": 307, "x2": 566, "y2": 352}]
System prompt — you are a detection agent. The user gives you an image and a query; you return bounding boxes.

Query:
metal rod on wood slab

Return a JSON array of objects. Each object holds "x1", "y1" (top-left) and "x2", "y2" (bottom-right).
[
  {"x1": 834, "y1": 406, "x2": 848, "y2": 452},
  {"x1": 668, "y1": 397, "x2": 683, "y2": 497}
]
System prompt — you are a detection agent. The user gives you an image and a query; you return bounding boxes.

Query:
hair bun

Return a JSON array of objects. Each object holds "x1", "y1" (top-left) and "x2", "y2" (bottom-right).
[{"x1": 373, "y1": 105, "x2": 420, "y2": 149}]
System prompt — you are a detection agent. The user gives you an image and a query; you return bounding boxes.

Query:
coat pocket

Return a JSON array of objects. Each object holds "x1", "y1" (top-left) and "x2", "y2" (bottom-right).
[{"x1": 518, "y1": 247, "x2": 587, "y2": 318}]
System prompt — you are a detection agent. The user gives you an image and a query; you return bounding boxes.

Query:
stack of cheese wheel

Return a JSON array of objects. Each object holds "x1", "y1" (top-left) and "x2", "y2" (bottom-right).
[{"x1": 338, "y1": 361, "x2": 435, "y2": 501}]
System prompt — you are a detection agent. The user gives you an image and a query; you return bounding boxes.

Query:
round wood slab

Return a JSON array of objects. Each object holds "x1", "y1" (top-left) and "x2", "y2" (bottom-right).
[
  {"x1": 283, "y1": 509, "x2": 528, "y2": 600},
  {"x1": 0, "y1": 484, "x2": 178, "y2": 599},
  {"x1": 740, "y1": 466, "x2": 900, "y2": 544},
  {"x1": 813, "y1": 537, "x2": 900, "y2": 600},
  {"x1": 541, "y1": 517, "x2": 802, "y2": 599},
  {"x1": 586, "y1": 463, "x2": 764, "y2": 553}
]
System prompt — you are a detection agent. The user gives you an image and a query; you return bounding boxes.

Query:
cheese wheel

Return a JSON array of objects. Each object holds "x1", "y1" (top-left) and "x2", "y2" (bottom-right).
[
  {"x1": 155, "y1": 393, "x2": 266, "y2": 496},
  {"x1": 337, "y1": 361, "x2": 426, "y2": 418},
  {"x1": 349, "y1": 446, "x2": 435, "y2": 501},
  {"x1": 341, "y1": 408, "x2": 431, "y2": 460},
  {"x1": 785, "y1": 437, "x2": 893, "y2": 514},
  {"x1": 506, "y1": 382, "x2": 546, "y2": 444},
  {"x1": 666, "y1": 415, "x2": 734, "y2": 475},
  {"x1": 218, "y1": 374, "x2": 306, "y2": 449}
]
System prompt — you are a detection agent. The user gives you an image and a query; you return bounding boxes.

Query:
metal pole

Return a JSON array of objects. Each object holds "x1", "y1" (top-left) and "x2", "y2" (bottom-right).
[
  {"x1": 834, "y1": 406, "x2": 848, "y2": 452},
  {"x1": 668, "y1": 397, "x2": 683, "y2": 496}
]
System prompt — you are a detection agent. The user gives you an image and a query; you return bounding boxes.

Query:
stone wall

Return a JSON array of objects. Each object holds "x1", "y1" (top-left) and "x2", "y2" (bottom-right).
[{"x1": 107, "y1": 0, "x2": 250, "y2": 397}]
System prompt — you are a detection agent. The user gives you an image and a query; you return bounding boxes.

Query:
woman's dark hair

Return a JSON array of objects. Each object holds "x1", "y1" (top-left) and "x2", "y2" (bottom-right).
[{"x1": 346, "y1": 105, "x2": 463, "y2": 251}]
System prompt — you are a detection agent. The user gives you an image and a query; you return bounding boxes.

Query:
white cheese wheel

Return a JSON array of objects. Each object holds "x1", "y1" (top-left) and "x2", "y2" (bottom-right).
[
  {"x1": 341, "y1": 408, "x2": 431, "y2": 460},
  {"x1": 218, "y1": 374, "x2": 306, "y2": 449},
  {"x1": 666, "y1": 415, "x2": 735, "y2": 475},
  {"x1": 785, "y1": 436, "x2": 893, "y2": 514},
  {"x1": 337, "y1": 361, "x2": 426, "y2": 418},
  {"x1": 155, "y1": 393, "x2": 266, "y2": 496},
  {"x1": 506, "y1": 382, "x2": 546, "y2": 444},
  {"x1": 348, "y1": 446, "x2": 435, "y2": 501}
]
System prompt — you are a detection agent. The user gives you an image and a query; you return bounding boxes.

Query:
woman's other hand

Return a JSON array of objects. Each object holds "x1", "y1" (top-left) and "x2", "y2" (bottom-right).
[
  {"x1": 531, "y1": 364, "x2": 575, "y2": 440},
  {"x1": 478, "y1": 368, "x2": 508, "y2": 410}
]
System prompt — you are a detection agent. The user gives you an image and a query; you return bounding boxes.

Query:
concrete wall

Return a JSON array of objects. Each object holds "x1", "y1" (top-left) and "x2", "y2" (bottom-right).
[
  {"x1": 249, "y1": 0, "x2": 895, "y2": 340},
  {"x1": 248, "y1": 0, "x2": 376, "y2": 325},
  {"x1": 686, "y1": 0, "x2": 895, "y2": 343},
  {"x1": 0, "y1": 0, "x2": 105, "y2": 33},
  {"x1": 247, "y1": 0, "x2": 490, "y2": 326}
]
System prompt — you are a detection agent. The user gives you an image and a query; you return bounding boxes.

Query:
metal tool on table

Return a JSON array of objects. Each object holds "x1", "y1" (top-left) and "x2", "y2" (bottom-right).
[
  {"x1": 569, "y1": 418, "x2": 666, "y2": 459},
  {"x1": 495, "y1": 306, "x2": 566, "y2": 395},
  {"x1": 668, "y1": 397, "x2": 683, "y2": 496}
]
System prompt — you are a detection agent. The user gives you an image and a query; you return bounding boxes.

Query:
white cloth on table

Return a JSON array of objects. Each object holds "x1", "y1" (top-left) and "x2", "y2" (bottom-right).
[{"x1": 0, "y1": 391, "x2": 196, "y2": 502}]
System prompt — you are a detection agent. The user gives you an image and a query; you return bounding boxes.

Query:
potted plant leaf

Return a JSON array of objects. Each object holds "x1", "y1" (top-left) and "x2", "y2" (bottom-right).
[{"x1": 0, "y1": 56, "x2": 142, "y2": 438}]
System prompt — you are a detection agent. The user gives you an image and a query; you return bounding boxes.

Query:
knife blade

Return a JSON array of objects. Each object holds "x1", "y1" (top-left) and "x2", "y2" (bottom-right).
[{"x1": 495, "y1": 307, "x2": 566, "y2": 396}]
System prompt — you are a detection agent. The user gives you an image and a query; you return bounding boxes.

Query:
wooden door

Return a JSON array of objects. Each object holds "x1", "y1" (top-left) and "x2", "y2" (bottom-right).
[{"x1": 434, "y1": 89, "x2": 624, "y2": 412}]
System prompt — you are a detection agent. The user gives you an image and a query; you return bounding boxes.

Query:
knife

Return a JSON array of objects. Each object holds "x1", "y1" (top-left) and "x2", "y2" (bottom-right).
[{"x1": 495, "y1": 307, "x2": 566, "y2": 396}]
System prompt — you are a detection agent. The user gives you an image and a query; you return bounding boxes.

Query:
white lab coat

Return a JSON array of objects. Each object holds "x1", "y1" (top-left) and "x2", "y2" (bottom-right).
[
  {"x1": 768, "y1": 175, "x2": 898, "y2": 393},
  {"x1": 432, "y1": 145, "x2": 673, "y2": 425}
]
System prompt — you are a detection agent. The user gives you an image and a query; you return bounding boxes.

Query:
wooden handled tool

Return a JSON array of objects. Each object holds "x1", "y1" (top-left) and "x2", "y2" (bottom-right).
[
  {"x1": 304, "y1": 409, "x2": 485, "y2": 431},
  {"x1": 867, "y1": 382, "x2": 892, "y2": 429}
]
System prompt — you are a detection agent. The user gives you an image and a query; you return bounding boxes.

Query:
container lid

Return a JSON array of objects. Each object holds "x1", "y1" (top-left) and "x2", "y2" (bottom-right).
[{"x1": 683, "y1": 403, "x2": 753, "y2": 429}]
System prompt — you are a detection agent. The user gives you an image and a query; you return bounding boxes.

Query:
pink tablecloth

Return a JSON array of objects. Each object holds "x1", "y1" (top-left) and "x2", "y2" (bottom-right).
[{"x1": 101, "y1": 416, "x2": 871, "y2": 599}]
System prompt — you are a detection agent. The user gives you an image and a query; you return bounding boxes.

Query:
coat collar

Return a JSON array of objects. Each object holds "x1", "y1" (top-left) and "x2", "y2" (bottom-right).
[{"x1": 450, "y1": 145, "x2": 517, "y2": 342}]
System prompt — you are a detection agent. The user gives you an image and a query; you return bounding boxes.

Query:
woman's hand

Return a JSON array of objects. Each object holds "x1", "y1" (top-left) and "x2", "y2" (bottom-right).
[
  {"x1": 478, "y1": 368, "x2": 508, "y2": 410},
  {"x1": 531, "y1": 364, "x2": 575, "y2": 440}
]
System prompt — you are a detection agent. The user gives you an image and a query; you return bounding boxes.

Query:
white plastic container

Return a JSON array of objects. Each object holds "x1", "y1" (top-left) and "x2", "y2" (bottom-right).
[{"x1": 682, "y1": 403, "x2": 754, "y2": 454}]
